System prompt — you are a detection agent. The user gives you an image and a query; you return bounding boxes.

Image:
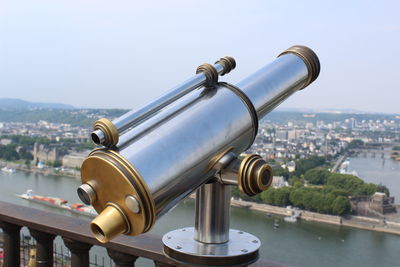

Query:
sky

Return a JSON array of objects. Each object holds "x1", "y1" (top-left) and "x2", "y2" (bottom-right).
[{"x1": 0, "y1": 0, "x2": 399, "y2": 113}]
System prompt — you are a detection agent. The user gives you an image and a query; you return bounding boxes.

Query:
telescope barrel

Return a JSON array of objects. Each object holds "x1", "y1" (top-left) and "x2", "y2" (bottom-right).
[
  {"x1": 80, "y1": 45, "x2": 320, "y2": 243},
  {"x1": 237, "y1": 45, "x2": 320, "y2": 118},
  {"x1": 115, "y1": 87, "x2": 203, "y2": 149},
  {"x1": 92, "y1": 57, "x2": 236, "y2": 147}
]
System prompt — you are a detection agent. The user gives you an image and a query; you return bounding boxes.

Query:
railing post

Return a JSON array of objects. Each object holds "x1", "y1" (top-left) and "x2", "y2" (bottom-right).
[
  {"x1": 62, "y1": 237, "x2": 93, "y2": 267},
  {"x1": 0, "y1": 221, "x2": 22, "y2": 267},
  {"x1": 29, "y1": 229, "x2": 56, "y2": 267},
  {"x1": 107, "y1": 249, "x2": 138, "y2": 267}
]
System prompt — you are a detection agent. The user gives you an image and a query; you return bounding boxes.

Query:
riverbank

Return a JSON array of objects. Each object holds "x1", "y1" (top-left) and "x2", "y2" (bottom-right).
[
  {"x1": 2, "y1": 168, "x2": 399, "y2": 267},
  {"x1": 0, "y1": 160, "x2": 80, "y2": 179},
  {"x1": 188, "y1": 192, "x2": 400, "y2": 235},
  {"x1": 4, "y1": 158, "x2": 400, "y2": 236},
  {"x1": 230, "y1": 198, "x2": 400, "y2": 236}
]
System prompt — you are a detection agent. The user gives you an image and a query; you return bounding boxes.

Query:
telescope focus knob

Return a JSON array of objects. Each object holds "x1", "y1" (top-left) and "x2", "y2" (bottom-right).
[{"x1": 238, "y1": 154, "x2": 273, "y2": 196}]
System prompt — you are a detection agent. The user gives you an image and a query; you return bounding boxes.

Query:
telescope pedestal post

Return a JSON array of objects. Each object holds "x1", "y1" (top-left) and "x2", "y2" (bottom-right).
[
  {"x1": 163, "y1": 181, "x2": 260, "y2": 266},
  {"x1": 195, "y1": 181, "x2": 230, "y2": 244}
]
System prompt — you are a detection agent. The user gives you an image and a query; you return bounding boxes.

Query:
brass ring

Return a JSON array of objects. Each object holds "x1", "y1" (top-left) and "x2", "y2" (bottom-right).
[
  {"x1": 107, "y1": 150, "x2": 156, "y2": 233},
  {"x1": 256, "y1": 164, "x2": 273, "y2": 191},
  {"x1": 238, "y1": 154, "x2": 272, "y2": 196},
  {"x1": 278, "y1": 45, "x2": 320, "y2": 89},
  {"x1": 207, "y1": 146, "x2": 234, "y2": 171},
  {"x1": 93, "y1": 118, "x2": 119, "y2": 147},
  {"x1": 83, "y1": 149, "x2": 156, "y2": 237},
  {"x1": 242, "y1": 155, "x2": 260, "y2": 196},
  {"x1": 247, "y1": 158, "x2": 264, "y2": 195},
  {"x1": 238, "y1": 154, "x2": 260, "y2": 196},
  {"x1": 196, "y1": 63, "x2": 218, "y2": 87},
  {"x1": 215, "y1": 56, "x2": 236, "y2": 76},
  {"x1": 106, "y1": 202, "x2": 131, "y2": 234},
  {"x1": 219, "y1": 82, "x2": 259, "y2": 149}
]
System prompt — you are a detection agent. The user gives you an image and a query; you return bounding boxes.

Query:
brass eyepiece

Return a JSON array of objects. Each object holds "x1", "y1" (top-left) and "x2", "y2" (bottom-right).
[
  {"x1": 90, "y1": 203, "x2": 130, "y2": 243},
  {"x1": 92, "y1": 118, "x2": 119, "y2": 147},
  {"x1": 77, "y1": 183, "x2": 97, "y2": 205},
  {"x1": 238, "y1": 154, "x2": 273, "y2": 196}
]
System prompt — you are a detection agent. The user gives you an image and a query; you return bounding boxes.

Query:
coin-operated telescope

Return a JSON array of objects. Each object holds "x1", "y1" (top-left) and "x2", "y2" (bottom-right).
[{"x1": 78, "y1": 45, "x2": 320, "y2": 266}]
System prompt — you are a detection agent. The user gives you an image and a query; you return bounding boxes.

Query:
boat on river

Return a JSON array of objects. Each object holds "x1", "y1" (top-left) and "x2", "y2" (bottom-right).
[
  {"x1": 1, "y1": 166, "x2": 16, "y2": 173},
  {"x1": 17, "y1": 190, "x2": 96, "y2": 217},
  {"x1": 284, "y1": 214, "x2": 300, "y2": 223},
  {"x1": 273, "y1": 219, "x2": 280, "y2": 229}
]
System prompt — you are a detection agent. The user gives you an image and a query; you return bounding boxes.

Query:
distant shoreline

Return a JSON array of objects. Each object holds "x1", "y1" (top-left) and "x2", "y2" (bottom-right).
[
  {"x1": 188, "y1": 194, "x2": 400, "y2": 236},
  {"x1": 0, "y1": 160, "x2": 80, "y2": 179},
  {"x1": 2, "y1": 159, "x2": 400, "y2": 236},
  {"x1": 231, "y1": 198, "x2": 400, "y2": 236}
]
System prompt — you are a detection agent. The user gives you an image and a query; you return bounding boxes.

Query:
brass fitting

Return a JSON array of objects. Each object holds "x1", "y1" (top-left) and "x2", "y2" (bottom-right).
[
  {"x1": 278, "y1": 45, "x2": 320, "y2": 89},
  {"x1": 238, "y1": 154, "x2": 273, "y2": 196},
  {"x1": 92, "y1": 118, "x2": 119, "y2": 147},
  {"x1": 90, "y1": 203, "x2": 130, "y2": 243},
  {"x1": 196, "y1": 63, "x2": 219, "y2": 87},
  {"x1": 80, "y1": 149, "x2": 156, "y2": 243},
  {"x1": 215, "y1": 56, "x2": 236, "y2": 76}
]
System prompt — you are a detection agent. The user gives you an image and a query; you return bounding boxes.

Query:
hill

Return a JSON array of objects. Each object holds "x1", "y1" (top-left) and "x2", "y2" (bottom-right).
[{"x1": 0, "y1": 98, "x2": 74, "y2": 109}]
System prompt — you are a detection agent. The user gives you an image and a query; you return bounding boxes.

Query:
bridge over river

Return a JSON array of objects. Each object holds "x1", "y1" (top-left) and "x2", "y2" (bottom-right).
[{"x1": 350, "y1": 148, "x2": 399, "y2": 154}]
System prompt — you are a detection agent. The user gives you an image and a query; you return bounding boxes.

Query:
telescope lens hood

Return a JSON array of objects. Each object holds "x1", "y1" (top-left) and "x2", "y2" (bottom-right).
[{"x1": 278, "y1": 45, "x2": 320, "y2": 89}]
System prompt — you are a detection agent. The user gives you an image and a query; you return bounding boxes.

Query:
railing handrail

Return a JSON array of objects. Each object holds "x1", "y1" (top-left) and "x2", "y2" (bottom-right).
[
  {"x1": 0, "y1": 201, "x2": 175, "y2": 264},
  {"x1": 0, "y1": 201, "x2": 292, "y2": 267}
]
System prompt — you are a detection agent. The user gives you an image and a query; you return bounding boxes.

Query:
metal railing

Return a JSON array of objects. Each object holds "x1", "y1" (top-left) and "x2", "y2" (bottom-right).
[{"x1": 0, "y1": 201, "x2": 288, "y2": 267}]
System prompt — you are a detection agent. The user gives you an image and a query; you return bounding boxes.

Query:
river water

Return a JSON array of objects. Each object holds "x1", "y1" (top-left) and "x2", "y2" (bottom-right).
[
  {"x1": 348, "y1": 153, "x2": 400, "y2": 204},
  {"x1": 0, "y1": 162, "x2": 399, "y2": 267}
]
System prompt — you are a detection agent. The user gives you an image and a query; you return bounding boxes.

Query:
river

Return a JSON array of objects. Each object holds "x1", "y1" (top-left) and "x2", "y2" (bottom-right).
[
  {"x1": 348, "y1": 153, "x2": 400, "y2": 204},
  {"x1": 0, "y1": 167, "x2": 399, "y2": 267}
]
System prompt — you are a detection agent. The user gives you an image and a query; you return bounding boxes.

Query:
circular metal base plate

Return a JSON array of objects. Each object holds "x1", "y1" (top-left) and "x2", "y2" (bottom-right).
[{"x1": 163, "y1": 227, "x2": 260, "y2": 266}]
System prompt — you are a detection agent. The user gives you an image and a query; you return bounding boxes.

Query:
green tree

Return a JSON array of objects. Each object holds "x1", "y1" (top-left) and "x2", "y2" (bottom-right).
[
  {"x1": 320, "y1": 193, "x2": 336, "y2": 214},
  {"x1": 304, "y1": 168, "x2": 330, "y2": 185},
  {"x1": 289, "y1": 176, "x2": 303, "y2": 187},
  {"x1": 24, "y1": 159, "x2": 31, "y2": 169},
  {"x1": 332, "y1": 196, "x2": 351, "y2": 215},
  {"x1": 273, "y1": 167, "x2": 290, "y2": 179},
  {"x1": 323, "y1": 185, "x2": 348, "y2": 197},
  {"x1": 302, "y1": 191, "x2": 316, "y2": 211},
  {"x1": 289, "y1": 189, "x2": 305, "y2": 208},
  {"x1": 377, "y1": 183, "x2": 390, "y2": 196},
  {"x1": 18, "y1": 147, "x2": 33, "y2": 160},
  {"x1": 294, "y1": 156, "x2": 326, "y2": 176},
  {"x1": 353, "y1": 183, "x2": 378, "y2": 196},
  {"x1": 273, "y1": 188, "x2": 292, "y2": 206},
  {"x1": 0, "y1": 145, "x2": 20, "y2": 161},
  {"x1": 260, "y1": 188, "x2": 276, "y2": 205},
  {"x1": 231, "y1": 186, "x2": 262, "y2": 202},
  {"x1": 326, "y1": 173, "x2": 363, "y2": 195},
  {"x1": 52, "y1": 160, "x2": 62, "y2": 168},
  {"x1": 231, "y1": 186, "x2": 241, "y2": 198},
  {"x1": 348, "y1": 139, "x2": 364, "y2": 149}
]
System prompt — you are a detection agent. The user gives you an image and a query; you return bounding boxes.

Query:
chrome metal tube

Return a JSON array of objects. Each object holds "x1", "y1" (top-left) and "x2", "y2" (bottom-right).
[
  {"x1": 236, "y1": 54, "x2": 307, "y2": 118},
  {"x1": 117, "y1": 83, "x2": 255, "y2": 217},
  {"x1": 80, "y1": 45, "x2": 320, "y2": 242},
  {"x1": 195, "y1": 182, "x2": 230, "y2": 244},
  {"x1": 219, "y1": 158, "x2": 242, "y2": 186},
  {"x1": 106, "y1": 46, "x2": 318, "y2": 217},
  {"x1": 92, "y1": 60, "x2": 235, "y2": 146},
  {"x1": 116, "y1": 87, "x2": 204, "y2": 149},
  {"x1": 112, "y1": 71, "x2": 209, "y2": 132},
  {"x1": 236, "y1": 46, "x2": 320, "y2": 119}
]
